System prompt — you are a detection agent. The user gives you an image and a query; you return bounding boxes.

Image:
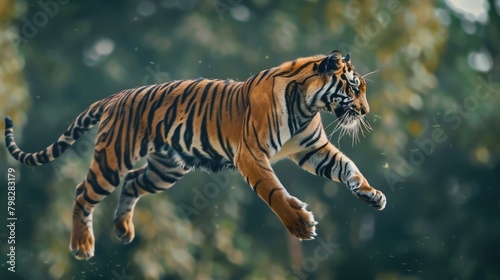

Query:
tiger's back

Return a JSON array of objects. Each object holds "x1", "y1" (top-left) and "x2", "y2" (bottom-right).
[{"x1": 98, "y1": 78, "x2": 248, "y2": 172}]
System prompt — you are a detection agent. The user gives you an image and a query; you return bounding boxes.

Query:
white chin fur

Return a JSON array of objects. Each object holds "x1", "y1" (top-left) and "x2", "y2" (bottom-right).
[{"x1": 341, "y1": 118, "x2": 358, "y2": 129}]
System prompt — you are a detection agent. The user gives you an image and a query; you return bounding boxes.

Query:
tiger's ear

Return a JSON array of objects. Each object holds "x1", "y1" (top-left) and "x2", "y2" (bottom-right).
[
  {"x1": 317, "y1": 50, "x2": 344, "y2": 73},
  {"x1": 343, "y1": 53, "x2": 351, "y2": 64}
]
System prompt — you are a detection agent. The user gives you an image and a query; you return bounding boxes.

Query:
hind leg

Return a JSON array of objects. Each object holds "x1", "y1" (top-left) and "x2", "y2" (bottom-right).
[
  {"x1": 70, "y1": 149, "x2": 129, "y2": 260},
  {"x1": 114, "y1": 153, "x2": 190, "y2": 244}
]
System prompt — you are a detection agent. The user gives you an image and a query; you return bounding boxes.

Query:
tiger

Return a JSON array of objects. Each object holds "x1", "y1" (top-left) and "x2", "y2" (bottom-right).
[{"x1": 5, "y1": 50, "x2": 386, "y2": 260}]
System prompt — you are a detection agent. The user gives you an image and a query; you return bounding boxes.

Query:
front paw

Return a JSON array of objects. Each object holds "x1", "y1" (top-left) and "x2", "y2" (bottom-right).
[
  {"x1": 348, "y1": 175, "x2": 387, "y2": 211},
  {"x1": 355, "y1": 185, "x2": 387, "y2": 211},
  {"x1": 361, "y1": 189, "x2": 386, "y2": 210},
  {"x1": 281, "y1": 196, "x2": 318, "y2": 240}
]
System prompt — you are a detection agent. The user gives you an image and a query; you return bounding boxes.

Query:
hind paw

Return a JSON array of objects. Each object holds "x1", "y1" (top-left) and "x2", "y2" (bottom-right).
[
  {"x1": 114, "y1": 213, "x2": 135, "y2": 244},
  {"x1": 70, "y1": 225, "x2": 95, "y2": 260}
]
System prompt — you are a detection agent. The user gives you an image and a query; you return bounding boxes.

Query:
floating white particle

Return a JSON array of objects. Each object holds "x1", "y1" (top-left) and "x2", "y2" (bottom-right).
[
  {"x1": 95, "y1": 38, "x2": 114, "y2": 56},
  {"x1": 230, "y1": 5, "x2": 251, "y2": 22},
  {"x1": 409, "y1": 94, "x2": 424, "y2": 110},
  {"x1": 468, "y1": 50, "x2": 493, "y2": 72}
]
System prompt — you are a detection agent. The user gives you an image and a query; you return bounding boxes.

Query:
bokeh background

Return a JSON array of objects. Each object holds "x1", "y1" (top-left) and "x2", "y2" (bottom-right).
[{"x1": 1, "y1": 0, "x2": 499, "y2": 279}]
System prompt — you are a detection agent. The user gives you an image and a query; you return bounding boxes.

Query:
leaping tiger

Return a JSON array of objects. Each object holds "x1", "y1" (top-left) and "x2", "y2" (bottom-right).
[{"x1": 5, "y1": 50, "x2": 386, "y2": 260}]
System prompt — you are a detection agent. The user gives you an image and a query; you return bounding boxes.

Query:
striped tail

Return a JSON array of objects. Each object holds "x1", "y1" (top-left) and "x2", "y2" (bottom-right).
[{"x1": 4, "y1": 100, "x2": 106, "y2": 166}]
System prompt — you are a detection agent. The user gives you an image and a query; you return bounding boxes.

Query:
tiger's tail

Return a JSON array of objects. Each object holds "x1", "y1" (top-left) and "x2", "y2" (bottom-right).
[{"x1": 5, "y1": 99, "x2": 108, "y2": 166}]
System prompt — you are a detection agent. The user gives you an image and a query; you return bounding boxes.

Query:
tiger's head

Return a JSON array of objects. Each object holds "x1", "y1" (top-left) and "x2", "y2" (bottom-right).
[{"x1": 300, "y1": 50, "x2": 371, "y2": 141}]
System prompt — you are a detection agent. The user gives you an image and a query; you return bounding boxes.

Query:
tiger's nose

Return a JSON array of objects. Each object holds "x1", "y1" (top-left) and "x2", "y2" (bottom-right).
[{"x1": 360, "y1": 104, "x2": 369, "y2": 115}]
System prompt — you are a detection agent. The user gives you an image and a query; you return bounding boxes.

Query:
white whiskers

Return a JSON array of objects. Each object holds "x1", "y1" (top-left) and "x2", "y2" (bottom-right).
[
  {"x1": 362, "y1": 69, "x2": 379, "y2": 79},
  {"x1": 327, "y1": 113, "x2": 347, "y2": 142},
  {"x1": 326, "y1": 111, "x2": 373, "y2": 147}
]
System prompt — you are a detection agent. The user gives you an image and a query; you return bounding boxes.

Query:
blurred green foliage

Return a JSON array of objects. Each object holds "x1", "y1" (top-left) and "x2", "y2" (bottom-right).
[{"x1": 1, "y1": 0, "x2": 499, "y2": 279}]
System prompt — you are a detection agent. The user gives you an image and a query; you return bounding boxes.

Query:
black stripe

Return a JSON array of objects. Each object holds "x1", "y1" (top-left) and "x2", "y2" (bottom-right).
[
  {"x1": 252, "y1": 123, "x2": 268, "y2": 156},
  {"x1": 122, "y1": 189, "x2": 136, "y2": 198},
  {"x1": 25, "y1": 154, "x2": 35, "y2": 165},
  {"x1": 333, "y1": 80, "x2": 344, "y2": 98},
  {"x1": 75, "y1": 201, "x2": 90, "y2": 217},
  {"x1": 243, "y1": 139, "x2": 274, "y2": 172},
  {"x1": 342, "y1": 162, "x2": 349, "y2": 183},
  {"x1": 5, "y1": 116, "x2": 13, "y2": 129},
  {"x1": 123, "y1": 97, "x2": 137, "y2": 169},
  {"x1": 318, "y1": 76, "x2": 338, "y2": 105},
  {"x1": 52, "y1": 142, "x2": 70, "y2": 158},
  {"x1": 82, "y1": 187, "x2": 99, "y2": 205},
  {"x1": 208, "y1": 83, "x2": 221, "y2": 119},
  {"x1": 171, "y1": 124, "x2": 183, "y2": 152},
  {"x1": 163, "y1": 95, "x2": 179, "y2": 133},
  {"x1": 87, "y1": 169, "x2": 112, "y2": 195},
  {"x1": 270, "y1": 92, "x2": 282, "y2": 147},
  {"x1": 285, "y1": 82, "x2": 298, "y2": 134},
  {"x1": 94, "y1": 149, "x2": 120, "y2": 187},
  {"x1": 200, "y1": 113, "x2": 223, "y2": 160},
  {"x1": 215, "y1": 113, "x2": 233, "y2": 159},
  {"x1": 298, "y1": 143, "x2": 328, "y2": 166},
  {"x1": 20, "y1": 153, "x2": 27, "y2": 163},
  {"x1": 112, "y1": 94, "x2": 132, "y2": 169},
  {"x1": 137, "y1": 176, "x2": 157, "y2": 193},
  {"x1": 242, "y1": 138, "x2": 274, "y2": 172},
  {"x1": 224, "y1": 84, "x2": 233, "y2": 119},
  {"x1": 338, "y1": 159, "x2": 344, "y2": 183},
  {"x1": 267, "y1": 115, "x2": 278, "y2": 151},
  {"x1": 185, "y1": 85, "x2": 202, "y2": 111},
  {"x1": 273, "y1": 60, "x2": 320, "y2": 78},
  {"x1": 268, "y1": 188, "x2": 283, "y2": 207},
  {"x1": 184, "y1": 105, "x2": 196, "y2": 150},
  {"x1": 147, "y1": 160, "x2": 178, "y2": 184},
  {"x1": 153, "y1": 120, "x2": 166, "y2": 150},
  {"x1": 37, "y1": 149, "x2": 49, "y2": 163},
  {"x1": 299, "y1": 125, "x2": 320, "y2": 146},
  {"x1": 130, "y1": 181, "x2": 139, "y2": 197},
  {"x1": 321, "y1": 152, "x2": 337, "y2": 179},
  {"x1": 143, "y1": 173, "x2": 166, "y2": 192},
  {"x1": 314, "y1": 154, "x2": 330, "y2": 175},
  {"x1": 255, "y1": 69, "x2": 270, "y2": 85},
  {"x1": 304, "y1": 128, "x2": 321, "y2": 148},
  {"x1": 181, "y1": 79, "x2": 203, "y2": 103},
  {"x1": 139, "y1": 129, "x2": 150, "y2": 158},
  {"x1": 197, "y1": 82, "x2": 214, "y2": 116},
  {"x1": 225, "y1": 138, "x2": 234, "y2": 158},
  {"x1": 245, "y1": 74, "x2": 258, "y2": 91},
  {"x1": 252, "y1": 179, "x2": 262, "y2": 193}
]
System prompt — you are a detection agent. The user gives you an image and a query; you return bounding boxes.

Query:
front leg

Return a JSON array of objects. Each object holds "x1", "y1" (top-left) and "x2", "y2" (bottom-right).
[
  {"x1": 290, "y1": 133, "x2": 386, "y2": 210},
  {"x1": 235, "y1": 146, "x2": 318, "y2": 240},
  {"x1": 235, "y1": 102, "x2": 317, "y2": 240}
]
